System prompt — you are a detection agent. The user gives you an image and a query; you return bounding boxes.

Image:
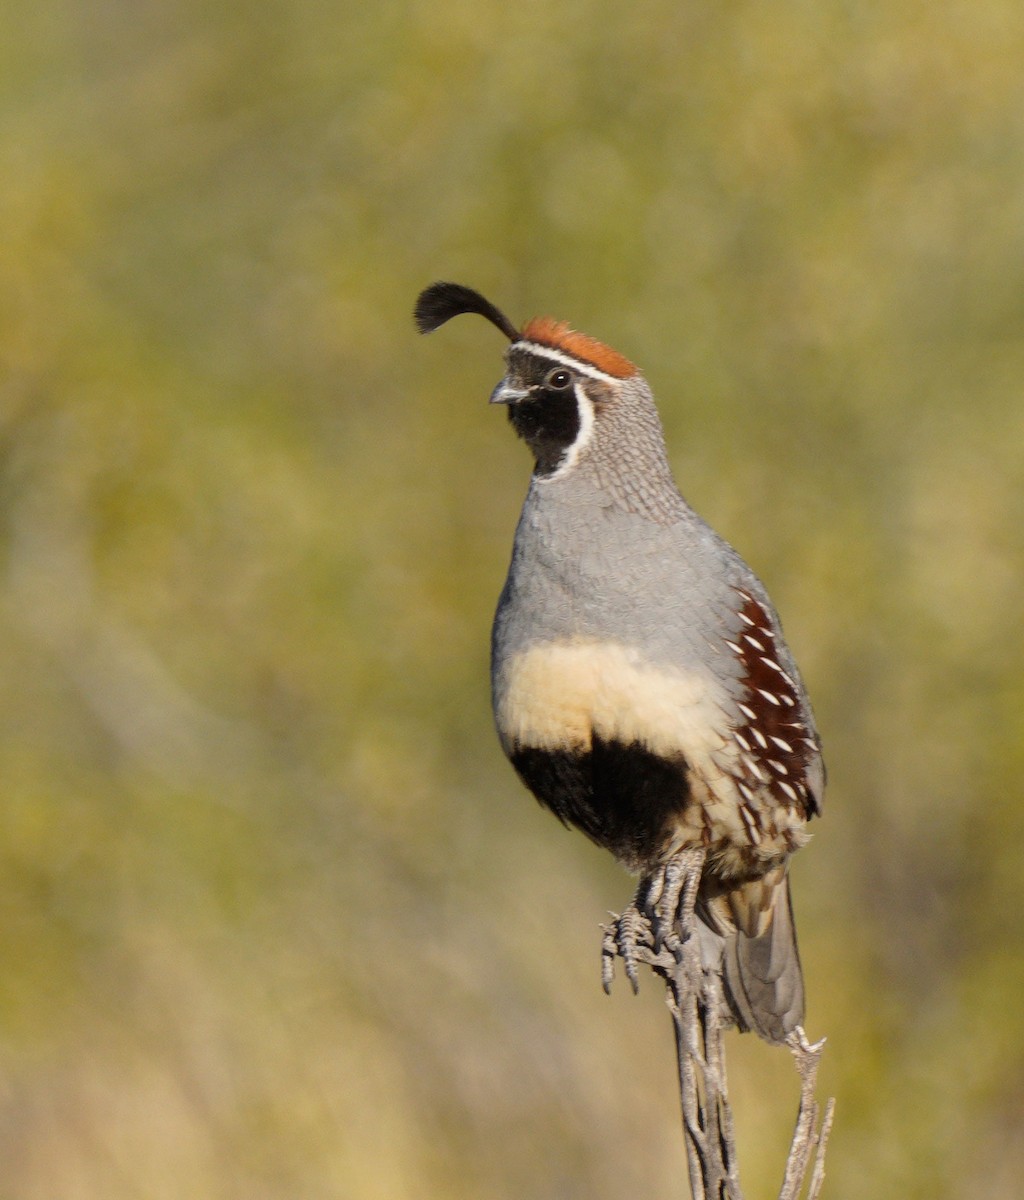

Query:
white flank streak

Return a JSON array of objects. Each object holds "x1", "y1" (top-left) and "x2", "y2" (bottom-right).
[
  {"x1": 739, "y1": 805, "x2": 762, "y2": 844},
  {"x1": 742, "y1": 755, "x2": 767, "y2": 782},
  {"x1": 764, "y1": 659, "x2": 796, "y2": 687},
  {"x1": 778, "y1": 780, "x2": 799, "y2": 802}
]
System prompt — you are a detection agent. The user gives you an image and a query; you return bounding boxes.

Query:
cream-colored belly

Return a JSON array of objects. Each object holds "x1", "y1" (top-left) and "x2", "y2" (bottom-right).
[
  {"x1": 495, "y1": 637, "x2": 807, "y2": 871},
  {"x1": 495, "y1": 638, "x2": 727, "y2": 755}
]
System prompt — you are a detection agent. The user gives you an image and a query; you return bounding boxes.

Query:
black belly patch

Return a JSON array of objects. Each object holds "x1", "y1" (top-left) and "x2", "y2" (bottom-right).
[{"x1": 509, "y1": 737, "x2": 691, "y2": 870}]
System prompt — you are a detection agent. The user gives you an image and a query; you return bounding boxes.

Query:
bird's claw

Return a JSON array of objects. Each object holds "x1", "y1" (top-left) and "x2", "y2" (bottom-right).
[
  {"x1": 602, "y1": 901, "x2": 654, "y2": 994},
  {"x1": 601, "y1": 855, "x2": 705, "y2": 994}
]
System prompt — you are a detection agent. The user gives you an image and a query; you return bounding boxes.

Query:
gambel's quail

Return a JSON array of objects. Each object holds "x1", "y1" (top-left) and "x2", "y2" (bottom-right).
[{"x1": 414, "y1": 281, "x2": 824, "y2": 1043}]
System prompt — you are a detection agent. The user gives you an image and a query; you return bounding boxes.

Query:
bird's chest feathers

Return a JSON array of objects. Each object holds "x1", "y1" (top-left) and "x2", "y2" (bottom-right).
[
  {"x1": 493, "y1": 637, "x2": 808, "y2": 874},
  {"x1": 494, "y1": 638, "x2": 729, "y2": 763},
  {"x1": 513, "y1": 487, "x2": 684, "y2": 611}
]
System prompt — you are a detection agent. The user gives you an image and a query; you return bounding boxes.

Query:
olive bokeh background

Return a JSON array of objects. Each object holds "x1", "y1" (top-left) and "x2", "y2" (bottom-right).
[{"x1": 2, "y1": 3, "x2": 1022, "y2": 1197}]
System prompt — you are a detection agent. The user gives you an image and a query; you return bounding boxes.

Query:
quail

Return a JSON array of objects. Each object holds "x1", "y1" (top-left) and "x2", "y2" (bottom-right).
[{"x1": 414, "y1": 281, "x2": 824, "y2": 1043}]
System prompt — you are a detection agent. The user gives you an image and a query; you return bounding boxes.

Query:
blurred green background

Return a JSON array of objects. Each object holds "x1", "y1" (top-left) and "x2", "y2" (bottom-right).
[{"x1": 2, "y1": 2, "x2": 1023, "y2": 1197}]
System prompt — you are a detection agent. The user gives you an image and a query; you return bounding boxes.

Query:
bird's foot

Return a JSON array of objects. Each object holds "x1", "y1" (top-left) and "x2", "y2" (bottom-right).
[
  {"x1": 602, "y1": 865, "x2": 686, "y2": 992},
  {"x1": 601, "y1": 884, "x2": 655, "y2": 994},
  {"x1": 601, "y1": 851, "x2": 707, "y2": 994}
]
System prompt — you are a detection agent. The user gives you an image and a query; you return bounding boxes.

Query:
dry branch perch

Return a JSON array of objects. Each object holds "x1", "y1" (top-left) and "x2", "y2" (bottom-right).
[{"x1": 602, "y1": 849, "x2": 835, "y2": 1199}]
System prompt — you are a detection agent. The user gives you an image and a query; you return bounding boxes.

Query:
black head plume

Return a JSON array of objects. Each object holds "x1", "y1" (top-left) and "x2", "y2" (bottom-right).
[{"x1": 414, "y1": 281, "x2": 519, "y2": 342}]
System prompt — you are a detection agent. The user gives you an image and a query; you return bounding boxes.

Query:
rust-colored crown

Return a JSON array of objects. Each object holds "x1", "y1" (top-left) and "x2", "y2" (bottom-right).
[{"x1": 521, "y1": 317, "x2": 637, "y2": 379}]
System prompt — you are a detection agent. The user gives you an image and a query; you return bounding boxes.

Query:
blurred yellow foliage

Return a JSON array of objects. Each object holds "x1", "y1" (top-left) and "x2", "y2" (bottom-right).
[{"x1": 1, "y1": 2, "x2": 1022, "y2": 1197}]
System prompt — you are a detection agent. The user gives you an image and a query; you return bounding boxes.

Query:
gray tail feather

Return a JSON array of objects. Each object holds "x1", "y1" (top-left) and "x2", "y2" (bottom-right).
[{"x1": 699, "y1": 873, "x2": 805, "y2": 1044}]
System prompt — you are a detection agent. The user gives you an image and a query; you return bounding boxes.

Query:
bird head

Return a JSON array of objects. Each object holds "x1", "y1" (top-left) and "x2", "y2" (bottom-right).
[{"x1": 414, "y1": 281, "x2": 646, "y2": 479}]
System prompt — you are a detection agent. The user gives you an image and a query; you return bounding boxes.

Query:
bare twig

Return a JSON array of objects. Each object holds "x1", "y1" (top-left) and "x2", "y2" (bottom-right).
[
  {"x1": 778, "y1": 1030, "x2": 835, "y2": 1200},
  {"x1": 602, "y1": 850, "x2": 835, "y2": 1199},
  {"x1": 663, "y1": 850, "x2": 743, "y2": 1199}
]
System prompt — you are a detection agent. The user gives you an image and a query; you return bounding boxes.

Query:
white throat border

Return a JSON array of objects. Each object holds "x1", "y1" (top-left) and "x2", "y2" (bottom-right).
[{"x1": 542, "y1": 380, "x2": 595, "y2": 482}]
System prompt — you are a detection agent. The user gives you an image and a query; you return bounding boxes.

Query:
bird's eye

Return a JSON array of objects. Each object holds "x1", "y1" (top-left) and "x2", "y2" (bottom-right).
[{"x1": 546, "y1": 369, "x2": 573, "y2": 390}]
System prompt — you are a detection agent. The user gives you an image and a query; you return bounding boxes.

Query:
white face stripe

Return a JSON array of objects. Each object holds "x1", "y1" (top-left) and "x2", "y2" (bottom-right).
[
  {"x1": 515, "y1": 340, "x2": 624, "y2": 386},
  {"x1": 543, "y1": 381, "x2": 595, "y2": 482}
]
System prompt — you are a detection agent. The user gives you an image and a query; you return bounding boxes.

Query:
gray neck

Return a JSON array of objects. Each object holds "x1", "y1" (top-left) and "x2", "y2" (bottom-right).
[{"x1": 541, "y1": 374, "x2": 689, "y2": 527}]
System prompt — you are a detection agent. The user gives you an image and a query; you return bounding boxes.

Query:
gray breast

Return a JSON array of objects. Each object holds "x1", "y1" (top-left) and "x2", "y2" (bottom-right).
[{"x1": 492, "y1": 474, "x2": 750, "y2": 681}]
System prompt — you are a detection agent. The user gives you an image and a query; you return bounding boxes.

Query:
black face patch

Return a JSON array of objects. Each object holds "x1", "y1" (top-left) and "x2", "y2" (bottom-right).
[
  {"x1": 507, "y1": 387, "x2": 580, "y2": 475},
  {"x1": 509, "y1": 737, "x2": 691, "y2": 870},
  {"x1": 500, "y1": 349, "x2": 585, "y2": 475}
]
